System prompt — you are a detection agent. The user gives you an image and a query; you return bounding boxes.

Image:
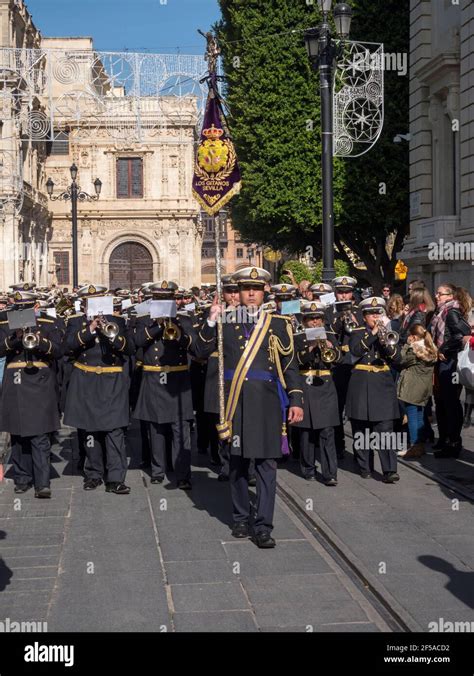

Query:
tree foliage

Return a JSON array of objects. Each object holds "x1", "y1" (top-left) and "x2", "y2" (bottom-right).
[{"x1": 216, "y1": 0, "x2": 409, "y2": 289}]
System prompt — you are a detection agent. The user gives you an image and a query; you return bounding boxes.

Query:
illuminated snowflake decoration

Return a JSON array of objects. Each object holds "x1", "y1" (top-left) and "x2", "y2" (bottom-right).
[{"x1": 334, "y1": 41, "x2": 384, "y2": 157}]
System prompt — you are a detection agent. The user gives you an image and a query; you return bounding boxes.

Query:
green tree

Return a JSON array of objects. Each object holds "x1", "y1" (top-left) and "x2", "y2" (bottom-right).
[
  {"x1": 216, "y1": 0, "x2": 337, "y2": 249},
  {"x1": 216, "y1": 0, "x2": 409, "y2": 289}
]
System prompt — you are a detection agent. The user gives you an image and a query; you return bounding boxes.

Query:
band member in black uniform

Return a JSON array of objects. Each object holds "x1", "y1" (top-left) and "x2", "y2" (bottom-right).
[
  {"x1": 132, "y1": 281, "x2": 197, "y2": 490},
  {"x1": 0, "y1": 289, "x2": 64, "y2": 497},
  {"x1": 346, "y1": 296, "x2": 401, "y2": 483},
  {"x1": 327, "y1": 276, "x2": 361, "y2": 458},
  {"x1": 294, "y1": 301, "x2": 341, "y2": 484},
  {"x1": 63, "y1": 284, "x2": 135, "y2": 494},
  {"x1": 198, "y1": 275, "x2": 241, "y2": 479},
  {"x1": 309, "y1": 282, "x2": 333, "y2": 301},
  {"x1": 129, "y1": 283, "x2": 153, "y2": 468},
  {"x1": 194, "y1": 267, "x2": 304, "y2": 548}
]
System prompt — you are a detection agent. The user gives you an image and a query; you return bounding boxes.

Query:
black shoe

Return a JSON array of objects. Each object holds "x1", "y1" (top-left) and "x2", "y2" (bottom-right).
[
  {"x1": 434, "y1": 444, "x2": 461, "y2": 459},
  {"x1": 14, "y1": 483, "x2": 31, "y2": 494},
  {"x1": 83, "y1": 478, "x2": 102, "y2": 491},
  {"x1": 105, "y1": 482, "x2": 131, "y2": 494},
  {"x1": 177, "y1": 479, "x2": 192, "y2": 490},
  {"x1": 324, "y1": 478, "x2": 338, "y2": 486},
  {"x1": 35, "y1": 487, "x2": 51, "y2": 499},
  {"x1": 252, "y1": 532, "x2": 276, "y2": 549},
  {"x1": 231, "y1": 522, "x2": 249, "y2": 538},
  {"x1": 304, "y1": 474, "x2": 316, "y2": 481},
  {"x1": 150, "y1": 476, "x2": 164, "y2": 484},
  {"x1": 217, "y1": 474, "x2": 229, "y2": 482},
  {"x1": 360, "y1": 471, "x2": 371, "y2": 479},
  {"x1": 382, "y1": 472, "x2": 400, "y2": 484},
  {"x1": 248, "y1": 476, "x2": 257, "y2": 487}
]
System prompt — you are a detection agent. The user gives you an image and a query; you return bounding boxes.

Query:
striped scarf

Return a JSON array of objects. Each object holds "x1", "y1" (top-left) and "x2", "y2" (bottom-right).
[{"x1": 430, "y1": 300, "x2": 459, "y2": 348}]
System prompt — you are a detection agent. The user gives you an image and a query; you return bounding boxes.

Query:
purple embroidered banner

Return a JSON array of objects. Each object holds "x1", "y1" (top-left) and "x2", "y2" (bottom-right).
[{"x1": 192, "y1": 74, "x2": 241, "y2": 216}]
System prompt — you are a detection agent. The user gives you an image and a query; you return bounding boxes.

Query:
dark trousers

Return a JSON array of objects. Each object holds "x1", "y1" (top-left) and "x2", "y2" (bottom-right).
[
  {"x1": 140, "y1": 419, "x2": 151, "y2": 465},
  {"x1": 84, "y1": 428, "x2": 128, "y2": 483},
  {"x1": 229, "y1": 456, "x2": 276, "y2": 535},
  {"x1": 149, "y1": 420, "x2": 191, "y2": 482},
  {"x1": 11, "y1": 434, "x2": 51, "y2": 489},
  {"x1": 351, "y1": 419, "x2": 397, "y2": 474},
  {"x1": 300, "y1": 427, "x2": 337, "y2": 480},
  {"x1": 333, "y1": 363, "x2": 352, "y2": 451},
  {"x1": 434, "y1": 360, "x2": 463, "y2": 444}
]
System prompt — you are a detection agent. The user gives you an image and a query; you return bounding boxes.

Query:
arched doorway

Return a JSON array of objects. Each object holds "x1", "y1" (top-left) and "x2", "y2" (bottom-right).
[{"x1": 109, "y1": 242, "x2": 153, "y2": 289}]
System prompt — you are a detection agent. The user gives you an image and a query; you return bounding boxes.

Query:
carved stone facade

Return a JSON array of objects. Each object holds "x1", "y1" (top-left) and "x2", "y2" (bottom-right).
[
  {"x1": 401, "y1": 0, "x2": 473, "y2": 289},
  {"x1": 0, "y1": 4, "x2": 204, "y2": 290}
]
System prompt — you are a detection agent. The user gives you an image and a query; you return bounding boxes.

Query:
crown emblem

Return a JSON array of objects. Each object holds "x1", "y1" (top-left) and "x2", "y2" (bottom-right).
[
  {"x1": 14, "y1": 291, "x2": 21, "y2": 301},
  {"x1": 281, "y1": 285, "x2": 287, "y2": 293},
  {"x1": 319, "y1": 285, "x2": 325, "y2": 291},
  {"x1": 371, "y1": 297, "x2": 378, "y2": 307},
  {"x1": 202, "y1": 124, "x2": 224, "y2": 140},
  {"x1": 23, "y1": 283, "x2": 29, "y2": 290},
  {"x1": 161, "y1": 280, "x2": 168, "y2": 289},
  {"x1": 88, "y1": 285, "x2": 96, "y2": 295},
  {"x1": 311, "y1": 303, "x2": 317, "y2": 311},
  {"x1": 342, "y1": 278, "x2": 348, "y2": 286},
  {"x1": 250, "y1": 268, "x2": 258, "y2": 280}
]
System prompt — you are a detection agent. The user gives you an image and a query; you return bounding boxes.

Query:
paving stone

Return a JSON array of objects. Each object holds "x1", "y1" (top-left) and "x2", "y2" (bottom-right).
[
  {"x1": 166, "y1": 559, "x2": 237, "y2": 584},
  {"x1": 170, "y1": 581, "x2": 249, "y2": 613},
  {"x1": 224, "y1": 541, "x2": 333, "y2": 578},
  {"x1": 173, "y1": 610, "x2": 257, "y2": 632}
]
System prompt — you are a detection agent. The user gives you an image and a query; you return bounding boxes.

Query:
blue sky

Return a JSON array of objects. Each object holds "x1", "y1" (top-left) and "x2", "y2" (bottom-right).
[{"x1": 26, "y1": 0, "x2": 222, "y2": 54}]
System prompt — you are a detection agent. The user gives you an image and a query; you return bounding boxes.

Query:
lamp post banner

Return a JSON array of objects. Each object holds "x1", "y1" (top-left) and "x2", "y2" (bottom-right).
[{"x1": 192, "y1": 73, "x2": 241, "y2": 216}]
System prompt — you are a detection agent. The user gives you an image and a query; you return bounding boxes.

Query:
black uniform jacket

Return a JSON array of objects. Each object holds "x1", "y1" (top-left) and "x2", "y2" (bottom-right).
[
  {"x1": 63, "y1": 314, "x2": 135, "y2": 431},
  {"x1": 0, "y1": 314, "x2": 63, "y2": 436},
  {"x1": 194, "y1": 309, "x2": 304, "y2": 459},
  {"x1": 132, "y1": 313, "x2": 197, "y2": 424},
  {"x1": 346, "y1": 325, "x2": 401, "y2": 422},
  {"x1": 294, "y1": 329, "x2": 341, "y2": 430}
]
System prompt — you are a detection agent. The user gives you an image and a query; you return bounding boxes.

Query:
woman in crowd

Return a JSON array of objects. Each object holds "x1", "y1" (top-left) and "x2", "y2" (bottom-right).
[
  {"x1": 400, "y1": 287, "x2": 435, "y2": 344},
  {"x1": 430, "y1": 284, "x2": 471, "y2": 458},
  {"x1": 397, "y1": 324, "x2": 437, "y2": 458},
  {"x1": 387, "y1": 294, "x2": 405, "y2": 334}
]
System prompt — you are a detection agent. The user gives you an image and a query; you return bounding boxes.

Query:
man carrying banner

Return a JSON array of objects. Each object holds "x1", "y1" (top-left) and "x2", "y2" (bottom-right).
[{"x1": 194, "y1": 267, "x2": 304, "y2": 548}]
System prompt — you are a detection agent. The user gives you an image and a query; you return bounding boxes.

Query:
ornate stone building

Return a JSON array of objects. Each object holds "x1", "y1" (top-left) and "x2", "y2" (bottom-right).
[
  {"x1": 0, "y1": 1, "x2": 207, "y2": 290},
  {"x1": 401, "y1": 0, "x2": 473, "y2": 289}
]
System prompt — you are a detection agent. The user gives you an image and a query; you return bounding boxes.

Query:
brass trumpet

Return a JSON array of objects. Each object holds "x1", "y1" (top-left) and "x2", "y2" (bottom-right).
[
  {"x1": 342, "y1": 309, "x2": 357, "y2": 333},
  {"x1": 162, "y1": 319, "x2": 181, "y2": 341},
  {"x1": 315, "y1": 339, "x2": 337, "y2": 363},
  {"x1": 96, "y1": 315, "x2": 119, "y2": 341},
  {"x1": 376, "y1": 318, "x2": 399, "y2": 346},
  {"x1": 22, "y1": 329, "x2": 40, "y2": 351}
]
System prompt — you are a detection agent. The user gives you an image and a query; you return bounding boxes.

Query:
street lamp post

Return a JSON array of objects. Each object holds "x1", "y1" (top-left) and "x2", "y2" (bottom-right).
[
  {"x1": 304, "y1": 1, "x2": 352, "y2": 283},
  {"x1": 46, "y1": 164, "x2": 102, "y2": 289}
]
